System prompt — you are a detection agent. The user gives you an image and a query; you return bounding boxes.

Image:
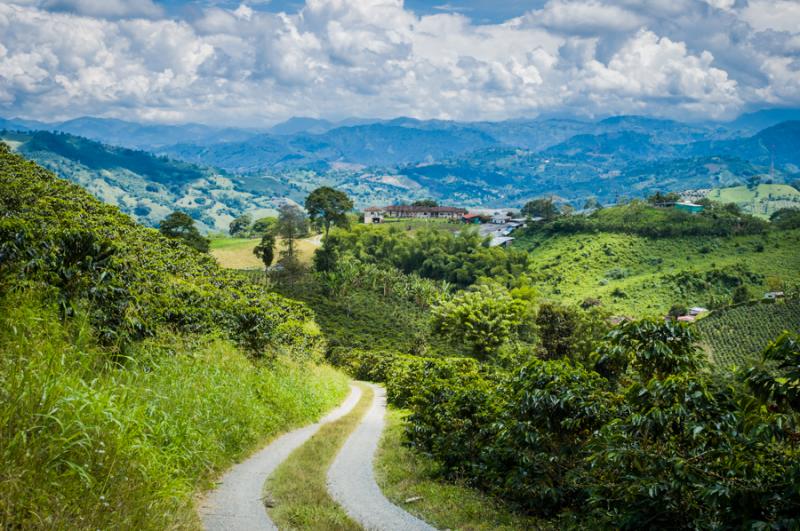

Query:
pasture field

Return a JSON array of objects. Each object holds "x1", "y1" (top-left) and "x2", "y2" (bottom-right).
[{"x1": 707, "y1": 184, "x2": 800, "y2": 218}]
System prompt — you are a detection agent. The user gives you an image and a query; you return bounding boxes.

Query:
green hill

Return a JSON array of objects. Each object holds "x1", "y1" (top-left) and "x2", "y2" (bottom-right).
[
  {"x1": 515, "y1": 208, "x2": 800, "y2": 317},
  {"x1": 0, "y1": 144, "x2": 348, "y2": 528},
  {"x1": 0, "y1": 130, "x2": 297, "y2": 232},
  {"x1": 695, "y1": 299, "x2": 800, "y2": 368},
  {"x1": 707, "y1": 184, "x2": 800, "y2": 219}
]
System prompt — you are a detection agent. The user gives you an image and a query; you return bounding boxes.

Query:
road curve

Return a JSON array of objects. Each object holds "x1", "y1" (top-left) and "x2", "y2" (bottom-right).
[
  {"x1": 327, "y1": 384, "x2": 436, "y2": 531},
  {"x1": 200, "y1": 384, "x2": 362, "y2": 531}
]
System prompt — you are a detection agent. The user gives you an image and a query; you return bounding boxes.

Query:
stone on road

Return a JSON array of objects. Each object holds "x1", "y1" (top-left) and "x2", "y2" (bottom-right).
[
  {"x1": 200, "y1": 384, "x2": 362, "y2": 531},
  {"x1": 327, "y1": 384, "x2": 436, "y2": 531}
]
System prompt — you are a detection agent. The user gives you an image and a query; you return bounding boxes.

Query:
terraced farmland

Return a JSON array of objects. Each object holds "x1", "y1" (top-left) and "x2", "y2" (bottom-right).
[{"x1": 695, "y1": 299, "x2": 800, "y2": 368}]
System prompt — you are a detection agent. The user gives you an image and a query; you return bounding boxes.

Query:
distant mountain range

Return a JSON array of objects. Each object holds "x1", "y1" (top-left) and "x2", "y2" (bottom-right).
[{"x1": 2, "y1": 109, "x2": 799, "y2": 220}]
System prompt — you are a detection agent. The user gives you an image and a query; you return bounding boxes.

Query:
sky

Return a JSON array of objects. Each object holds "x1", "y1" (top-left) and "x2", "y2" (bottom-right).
[{"x1": 0, "y1": 0, "x2": 799, "y2": 126}]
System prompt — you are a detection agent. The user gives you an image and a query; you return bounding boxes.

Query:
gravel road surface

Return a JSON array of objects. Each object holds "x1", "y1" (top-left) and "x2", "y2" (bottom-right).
[
  {"x1": 200, "y1": 384, "x2": 362, "y2": 530},
  {"x1": 327, "y1": 384, "x2": 436, "y2": 531}
]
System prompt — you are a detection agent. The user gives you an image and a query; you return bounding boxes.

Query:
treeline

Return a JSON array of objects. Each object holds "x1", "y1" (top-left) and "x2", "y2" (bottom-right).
[
  {"x1": 315, "y1": 225, "x2": 530, "y2": 287},
  {"x1": 538, "y1": 200, "x2": 770, "y2": 238}
]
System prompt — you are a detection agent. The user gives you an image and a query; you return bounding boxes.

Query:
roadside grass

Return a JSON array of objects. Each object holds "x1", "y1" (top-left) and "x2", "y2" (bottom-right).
[
  {"x1": 265, "y1": 383, "x2": 373, "y2": 530},
  {"x1": 211, "y1": 236, "x2": 320, "y2": 270},
  {"x1": 375, "y1": 409, "x2": 550, "y2": 531},
  {"x1": 0, "y1": 292, "x2": 349, "y2": 530}
]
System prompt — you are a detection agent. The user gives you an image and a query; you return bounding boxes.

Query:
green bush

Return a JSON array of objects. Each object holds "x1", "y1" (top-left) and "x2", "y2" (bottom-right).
[{"x1": 0, "y1": 143, "x2": 322, "y2": 360}]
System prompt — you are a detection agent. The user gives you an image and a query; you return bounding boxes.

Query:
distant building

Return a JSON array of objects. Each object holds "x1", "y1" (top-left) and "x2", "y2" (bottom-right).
[
  {"x1": 462, "y1": 213, "x2": 484, "y2": 224},
  {"x1": 764, "y1": 291, "x2": 785, "y2": 300},
  {"x1": 677, "y1": 315, "x2": 696, "y2": 323},
  {"x1": 488, "y1": 236, "x2": 514, "y2": 247},
  {"x1": 365, "y1": 205, "x2": 467, "y2": 221},
  {"x1": 688, "y1": 306, "x2": 709, "y2": 316},
  {"x1": 674, "y1": 201, "x2": 705, "y2": 214},
  {"x1": 363, "y1": 207, "x2": 385, "y2": 224}
]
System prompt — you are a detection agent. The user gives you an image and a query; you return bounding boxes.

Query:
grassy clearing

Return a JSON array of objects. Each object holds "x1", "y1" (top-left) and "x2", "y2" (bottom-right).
[
  {"x1": 514, "y1": 229, "x2": 800, "y2": 317},
  {"x1": 210, "y1": 236, "x2": 321, "y2": 270},
  {"x1": 265, "y1": 383, "x2": 373, "y2": 530},
  {"x1": 0, "y1": 292, "x2": 349, "y2": 530},
  {"x1": 707, "y1": 184, "x2": 800, "y2": 218},
  {"x1": 375, "y1": 409, "x2": 549, "y2": 531}
]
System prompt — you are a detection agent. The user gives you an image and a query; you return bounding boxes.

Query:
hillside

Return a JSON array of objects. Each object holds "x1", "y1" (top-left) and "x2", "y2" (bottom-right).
[
  {"x1": 0, "y1": 131, "x2": 300, "y2": 232},
  {"x1": 707, "y1": 184, "x2": 800, "y2": 218},
  {"x1": 0, "y1": 143, "x2": 349, "y2": 528},
  {"x1": 515, "y1": 211, "x2": 800, "y2": 316},
  {"x1": 696, "y1": 299, "x2": 800, "y2": 368}
]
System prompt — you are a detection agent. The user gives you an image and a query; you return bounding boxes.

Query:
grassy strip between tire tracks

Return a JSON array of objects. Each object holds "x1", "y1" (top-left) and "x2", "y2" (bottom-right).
[
  {"x1": 375, "y1": 408, "x2": 552, "y2": 531},
  {"x1": 265, "y1": 382, "x2": 373, "y2": 530}
]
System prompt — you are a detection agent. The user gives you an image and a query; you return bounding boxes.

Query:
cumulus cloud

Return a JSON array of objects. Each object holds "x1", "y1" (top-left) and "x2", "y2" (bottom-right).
[{"x1": 0, "y1": 0, "x2": 798, "y2": 125}]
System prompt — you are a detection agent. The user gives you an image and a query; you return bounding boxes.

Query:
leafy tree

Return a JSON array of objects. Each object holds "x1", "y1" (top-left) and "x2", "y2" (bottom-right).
[
  {"x1": 646, "y1": 191, "x2": 681, "y2": 204},
  {"x1": 667, "y1": 303, "x2": 688, "y2": 319},
  {"x1": 535, "y1": 302, "x2": 577, "y2": 360},
  {"x1": 305, "y1": 187, "x2": 353, "y2": 239},
  {"x1": 253, "y1": 231, "x2": 276, "y2": 269},
  {"x1": 770, "y1": 207, "x2": 800, "y2": 230},
  {"x1": 731, "y1": 284, "x2": 751, "y2": 304},
  {"x1": 746, "y1": 332, "x2": 800, "y2": 411},
  {"x1": 159, "y1": 211, "x2": 209, "y2": 252},
  {"x1": 522, "y1": 197, "x2": 559, "y2": 221},
  {"x1": 276, "y1": 204, "x2": 308, "y2": 260},
  {"x1": 412, "y1": 199, "x2": 438, "y2": 207},
  {"x1": 252, "y1": 216, "x2": 277, "y2": 236},
  {"x1": 431, "y1": 283, "x2": 525, "y2": 360},
  {"x1": 600, "y1": 318, "x2": 701, "y2": 381},
  {"x1": 229, "y1": 213, "x2": 253, "y2": 237},
  {"x1": 583, "y1": 197, "x2": 601, "y2": 210}
]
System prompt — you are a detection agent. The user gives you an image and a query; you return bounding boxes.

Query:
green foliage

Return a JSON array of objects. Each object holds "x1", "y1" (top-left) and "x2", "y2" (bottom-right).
[
  {"x1": 770, "y1": 207, "x2": 800, "y2": 229},
  {"x1": 697, "y1": 299, "x2": 800, "y2": 368},
  {"x1": 253, "y1": 232, "x2": 276, "y2": 269},
  {"x1": 276, "y1": 204, "x2": 309, "y2": 261},
  {"x1": 539, "y1": 201, "x2": 769, "y2": 238},
  {"x1": 602, "y1": 318, "x2": 702, "y2": 380},
  {"x1": 0, "y1": 144, "x2": 322, "y2": 359},
  {"x1": 317, "y1": 224, "x2": 530, "y2": 288},
  {"x1": 0, "y1": 293, "x2": 348, "y2": 529},
  {"x1": 431, "y1": 283, "x2": 526, "y2": 360},
  {"x1": 305, "y1": 186, "x2": 353, "y2": 238},
  {"x1": 229, "y1": 213, "x2": 253, "y2": 237},
  {"x1": 252, "y1": 216, "x2": 277, "y2": 236},
  {"x1": 159, "y1": 210, "x2": 210, "y2": 253},
  {"x1": 411, "y1": 199, "x2": 438, "y2": 207},
  {"x1": 522, "y1": 197, "x2": 559, "y2": 220},
  {"x1": 586, "y1": 372, "x2": 799, "y2": 529},
  {"x1": 746, "y1": 332, "x2": 800, "y2": 411}
]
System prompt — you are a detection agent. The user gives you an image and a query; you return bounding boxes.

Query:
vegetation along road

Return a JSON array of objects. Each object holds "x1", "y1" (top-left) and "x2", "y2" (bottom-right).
[
  {"x1": 328, "y1": 384, "x2": 437, "y2": 531},
  {"x1": 200, "y1": 384, "x2": 362, "y2": 530}
]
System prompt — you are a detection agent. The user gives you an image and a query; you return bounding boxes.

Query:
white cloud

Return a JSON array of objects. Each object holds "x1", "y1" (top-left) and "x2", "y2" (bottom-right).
[
  {"x1": 0, "y1": 0, "x2": 796, "y2": 124},
  {"x1": 741, "y1": 0, "x2": 800, "y2": 33},
  {"x1": 528, "y1": 0, "x2": 645, "y2": 34}
]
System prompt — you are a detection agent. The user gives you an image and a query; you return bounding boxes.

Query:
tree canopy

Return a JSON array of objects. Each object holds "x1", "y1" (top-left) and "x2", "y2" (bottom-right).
[
  {"x1": 158, "y1": 211, "x2": 209, "y2": 252},
  {"x1": 305, "y1": 187, "x2": 353, "y2": 239}
]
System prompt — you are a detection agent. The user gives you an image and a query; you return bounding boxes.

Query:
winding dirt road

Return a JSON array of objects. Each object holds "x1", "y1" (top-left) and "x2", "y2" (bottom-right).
[
  {"x1": 200, "y1": 384, "x2": 362, "y2": 530},
  {"x1": 327, "y1": 384, "x2": 436, "y2": 531}
]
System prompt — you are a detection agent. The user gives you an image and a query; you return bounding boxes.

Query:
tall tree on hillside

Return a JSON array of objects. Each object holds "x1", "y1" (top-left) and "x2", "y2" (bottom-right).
[
  {"x1": 276, "y1": 204, "x2": 308, "y2": 260},
  {"x1": 229, "y1": 213, "x2": 253, "y2": 237},
  {"x1": 522, "y1": 197, "x2": 560, "y2": 221},
  {"x1": 305, "y1": 187, "x2": 353, "y2": 240},
  {"x1": 159, "y1": 211, "x2": 209, "y2": 252},
  {"x1": 253, "y1": 231, "x2": 276, "y2": 269}
]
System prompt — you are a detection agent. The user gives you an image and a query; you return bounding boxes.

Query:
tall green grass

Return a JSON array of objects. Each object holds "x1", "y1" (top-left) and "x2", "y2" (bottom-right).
[{"x1": 0, "y1": 291, "x2": 349, "y2": 529}]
